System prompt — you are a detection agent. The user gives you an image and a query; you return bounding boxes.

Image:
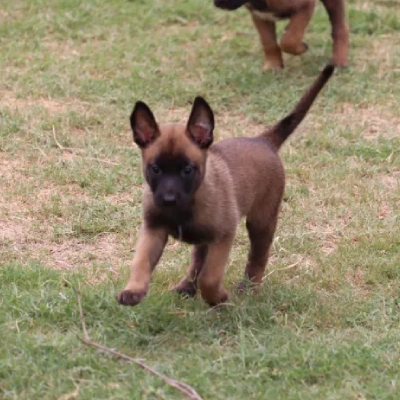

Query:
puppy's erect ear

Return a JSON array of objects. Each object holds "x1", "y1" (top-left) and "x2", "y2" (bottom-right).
[
  {"x1": 186, "y1": 97, "x2": 214, "y2": 149},
  {"x1": 130, "y1": 101, "x2": 160, "y2": 149}
]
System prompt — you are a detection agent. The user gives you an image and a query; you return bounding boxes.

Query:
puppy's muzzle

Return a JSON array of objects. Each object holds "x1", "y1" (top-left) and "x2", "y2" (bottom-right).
[{"x1": 162, "y1": 193, "x2": 177, "y2": 207}]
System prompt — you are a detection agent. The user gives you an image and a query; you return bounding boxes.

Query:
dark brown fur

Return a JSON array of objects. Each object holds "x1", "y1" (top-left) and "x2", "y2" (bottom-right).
[
  {"x1": 117, "y1": 65, "x2": 335, "y2": 307},
  {"x1": 214, "y1": 0, "x2": 349, "y2": 70}
]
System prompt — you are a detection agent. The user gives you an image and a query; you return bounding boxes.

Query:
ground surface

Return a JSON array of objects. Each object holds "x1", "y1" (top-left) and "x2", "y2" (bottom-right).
[{"x1": 0, "y1": 0, "x2": 399, "y2": 399}]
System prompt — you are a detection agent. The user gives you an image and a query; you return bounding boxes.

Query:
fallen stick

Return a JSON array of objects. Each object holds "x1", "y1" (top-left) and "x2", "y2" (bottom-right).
[
  {"x1": 52, "y1": 126, "x2": 120, "y2": 166},
  {"x1": 76, "y1": 289, "x2": 203, "y2": 400}
]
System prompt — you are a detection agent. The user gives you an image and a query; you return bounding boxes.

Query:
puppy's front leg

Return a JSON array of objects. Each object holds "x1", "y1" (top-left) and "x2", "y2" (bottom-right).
[
  {"x1": 117, "y1": 226, "x2": 168, "y2": 306},
  {"x1": 250, "y1": 14, "x2": 283, "y2": 70},
  {"x1": 197, "y1": 236, "x2": 234, "y2": 306}
]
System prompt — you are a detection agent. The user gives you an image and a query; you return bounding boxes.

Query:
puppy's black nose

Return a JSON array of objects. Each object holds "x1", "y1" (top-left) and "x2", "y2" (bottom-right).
[{"x1": 162, "y1": 194, "x2": 177, "y2": 206}]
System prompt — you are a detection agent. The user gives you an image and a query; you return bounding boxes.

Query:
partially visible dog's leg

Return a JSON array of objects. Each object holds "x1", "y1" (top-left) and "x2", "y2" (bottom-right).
[
  {"x1": 250, "y1": 14, "x2": 283, "y2": 70},
  {"x1": 171, "y1": 245, "x2": 208, "y2": 298},
  {"x1": 237, "y1": 217, "x2": 278, "y2": 290},
  {"x1": 280, "y1": 0, "x2": 316, "y2": 56},
  {"x1": 320, "y1": 0, "x2": 349, "y2": 66},
  {"x1": 197, "y1": 236, "x2": 234, "y2": 306},
  {"x1": 117, "y1": 227, "x2": 168, "y2": 306}
]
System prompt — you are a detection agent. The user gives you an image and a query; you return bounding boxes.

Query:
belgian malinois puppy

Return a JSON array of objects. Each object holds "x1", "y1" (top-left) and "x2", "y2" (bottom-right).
[
  {"x1": 214, "y1": 0, "x2": 349, "y2": 70},
  {"x1": 117, "y1": 65, "x2": 334, "y2": 307}
]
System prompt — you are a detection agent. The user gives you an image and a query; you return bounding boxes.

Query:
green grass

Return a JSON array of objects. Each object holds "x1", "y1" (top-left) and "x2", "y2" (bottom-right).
[{"x1": 1, "y1": 0, "x2": 400, "y2": 399}]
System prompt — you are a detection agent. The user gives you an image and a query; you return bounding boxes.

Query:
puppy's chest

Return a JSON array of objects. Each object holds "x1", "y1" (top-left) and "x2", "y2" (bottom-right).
[
  {"x1": 169, "y1": 222, "x2": 215, "y2": 245},
  {"x1": 146, "y1": 210, "x2": 215, "y2": 245},
  {"x1": 251, "y1": 10, "x2": 279, "y2": 22},
  {"x1": 246, "y1": 1, "x2": 289, "y2": 21}
]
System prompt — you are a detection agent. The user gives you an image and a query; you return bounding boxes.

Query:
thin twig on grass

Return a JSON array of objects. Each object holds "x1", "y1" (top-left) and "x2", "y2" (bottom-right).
[
  {"x1": 52, "y1": 126, "x2": 120, "y2": 166},
  {"x1": 85, "y1": 157, "x2": 119, "y2": 166},
  {"x1": 263, "y1": 261, "x2": 300, "y2": 280},
  {"x1": 33, "y1": 145, "x2": 48, "y2": 158},
  {"x1": 53, "y1": 125, "x2": 72, "y2": 152},
  {"x1": 76, "y1": 289, "x2": 203, "y2": 400}
]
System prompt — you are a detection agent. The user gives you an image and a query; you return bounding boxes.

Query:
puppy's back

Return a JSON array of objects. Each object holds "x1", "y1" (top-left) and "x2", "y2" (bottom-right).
[{"x1": 211, "y1": 137, "x2": 285, "y2": 216}]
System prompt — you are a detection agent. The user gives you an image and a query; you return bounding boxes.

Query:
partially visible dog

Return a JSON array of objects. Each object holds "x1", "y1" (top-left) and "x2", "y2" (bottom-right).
[
  {"x1": 117, "y1": 65, "x2": 335, "y2": 308},
  {"x1": 214, "y1": 0, "x2": 349, "y2": 70}
]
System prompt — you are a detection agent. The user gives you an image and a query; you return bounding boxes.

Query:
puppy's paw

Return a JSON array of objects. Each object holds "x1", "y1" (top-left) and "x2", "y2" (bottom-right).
[
  {"x1": 171, "y1": 280, "x2": 197, "y2": 298},
  {"x1": 331, "y1": 55, "x2": 348, "y2": 68},
  {"x1": 236, "y1": 280, "x2": 250, "y2": 293},
  {"x1": 205, "y1": 290, "x2": 229, "y2": 307},
  {"x1": 262, "y1": 60, "x2": 284, "y2": 71},
  {"x1": 281, "y1": 41, "x2": 308, "y2": 56},
  {"x1": 116, "y1": 289, "x2": 146, "y2": 306},
  {"x1": 236, "y1": 280, "x2": 262, "y2": 294}
]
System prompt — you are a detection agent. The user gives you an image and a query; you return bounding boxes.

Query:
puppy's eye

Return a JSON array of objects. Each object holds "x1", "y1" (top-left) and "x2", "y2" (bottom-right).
[
  {"x1": 181, "y1": 165, "x2": 194, "y2": 177},
  {"x1": 151, "y1": 164, "x2": 162, "y2": 175}
]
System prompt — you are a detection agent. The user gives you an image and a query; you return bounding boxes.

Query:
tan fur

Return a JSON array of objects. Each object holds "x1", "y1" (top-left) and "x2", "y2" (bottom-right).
[
  {"x1": 243, "y1": 0, "x2": 349, "y2": 70},
  {"x1": 143, "y1": 124, "x2": 205, "y2": 167},
  {"x1": 117, "y1": 65, "x2": 335, "y2": 307}
]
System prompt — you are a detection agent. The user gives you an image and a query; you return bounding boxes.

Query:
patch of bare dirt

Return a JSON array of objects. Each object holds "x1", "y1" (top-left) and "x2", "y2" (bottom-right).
[
  {"x1": 354, "y1": 35, "x2": 400, "y2": 75},
  {"x1": 160, "y1": 106, "x2": 266, "y2": 140},
  {"x1": 0, "y1": 156, "x2": 29, "y2": 185},
  {"x1": 0, "y1": 157, "x2": 34, "y2": 223},
  {"x1": 304, "y1": 209, "x2": 354, "y2": 256},
  {"x1": 1, "y1": 206, "x2": 133, "y2": 271},
  {"x1": 0, "y1": 218, "x2": 32, "y2": 242},
  {"x1": 0, "y1": 10, "x2": 10, "y2": 19},
  {"x1": 105, "y1": 190, "x2": 138, "y2": 205},
  {"x1": 1, "y1": 228, "x2": 132, "y2": 274},
  {"x1": 27, "y1": 234, "x2": 128, "y2": 271},
  {"x1": 0, "y1": 89, "x2": 87, "y2": 114},
  {"x1": 344, "y1": 267, "x2": 369, "y2": 294},
  {"x1": 352, "y1": 0, "x2": 400, "y2": 14},
  {"x1": 0, "y1": 149, "x2": 139, "y2": 272},
  {"x1": 42, "y1": 40, "x2": 81, "y2": 60},
  {"x1": 379, "y1": 171, "x2": 400, "y2": 190},
  {"x1": 216, "y1": 112, "x2": 267, "y2": 139},
  {"x1": 337, "y1": 103, "x2": 400, "y2": 140}
]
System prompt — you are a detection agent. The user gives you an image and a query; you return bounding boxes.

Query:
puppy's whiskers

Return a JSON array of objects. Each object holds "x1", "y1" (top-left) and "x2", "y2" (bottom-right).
[{"x1": 178, "y1": 225, "x2": 183, "y2": 241}]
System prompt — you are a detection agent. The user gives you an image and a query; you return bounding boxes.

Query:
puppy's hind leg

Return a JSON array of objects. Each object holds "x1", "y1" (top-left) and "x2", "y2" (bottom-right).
[
  {"x1": 171, "y1": 245, "x2": 208, "y2": 298},
  {"x1": 319, "y1": 0, "x2": 349, "y2": 66},
  {"x1": 237, "y1": 217, "x2": 278, "y2": 291},
  {"x1": 280, "y1": 0, "x2": 316, "y2": 56}
]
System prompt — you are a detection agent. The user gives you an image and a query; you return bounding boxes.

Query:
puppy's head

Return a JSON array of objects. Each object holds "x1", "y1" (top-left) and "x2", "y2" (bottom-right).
[
  {"x1": 130, "y1": 97, "x2": 214, "y2": 209},
  {"x1": 214, "y1": 0, "x2": 247, "y2": 10}
]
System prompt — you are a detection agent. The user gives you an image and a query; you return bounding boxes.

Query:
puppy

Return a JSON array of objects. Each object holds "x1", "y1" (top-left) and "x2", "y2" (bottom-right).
[
  {"x1": 117, "y1": 65, "x2": 335, "y2": 307},
  {"x1": 214, "y1": 0, "x2": 349, "y2": 70}
]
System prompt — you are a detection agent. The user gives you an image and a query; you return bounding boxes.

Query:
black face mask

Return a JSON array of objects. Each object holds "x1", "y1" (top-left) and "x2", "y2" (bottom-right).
[{"x1": 146, "y1": 152, "x2": 201, "y2": 209}]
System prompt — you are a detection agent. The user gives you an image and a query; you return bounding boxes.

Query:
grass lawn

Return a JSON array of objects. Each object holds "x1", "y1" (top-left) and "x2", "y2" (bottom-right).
[{"x1": 1, "y1": 0, "x2": 399, "y2": 399}]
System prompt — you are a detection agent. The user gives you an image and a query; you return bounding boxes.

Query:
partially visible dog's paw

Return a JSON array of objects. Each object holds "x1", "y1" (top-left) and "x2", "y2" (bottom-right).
[
  {"x1": 170, "y1": 280, "x2": 197, "y2": 298},
  {"x1": 236, "y1": 280, "x2": 250, "y2": 293},
  {"x1": 116, "y1": 290, "x2": 146, "y2": 306},
  {"x1": 262, "y1": 60, "x2": 284, "y2": 71},
  {"x1": 331, "y1": 56, "x2": 348, "y2": 68},
  {"x1": 204, "y1": 290, "x2": 229, "y2": 308},
  {"x1": 236, "y1": 280, "x2": 262, "y2": 293},
  {"x1": 281, "y1": 41, "x2": 308, "y2": 56}
]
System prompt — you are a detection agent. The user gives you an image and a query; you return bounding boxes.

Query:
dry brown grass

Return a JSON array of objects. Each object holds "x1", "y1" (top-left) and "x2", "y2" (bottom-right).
[
  {"x1": 0, "y1": 89, "x2": 88, "y2": 114},
  {"x1": 0, "y1": 150, "x2": 134, "y2": 270},
  {"x1": 338, "y1": 102, "x2": 400, "y2": 140},
  {"x1": 160, "y1": 106, "x2": 266, "y2": 140}
]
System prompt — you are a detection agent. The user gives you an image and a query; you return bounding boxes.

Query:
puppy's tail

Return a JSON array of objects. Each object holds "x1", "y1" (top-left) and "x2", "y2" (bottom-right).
[{"x1": 262, "y1": 64, "x2": 335, "y2": 151}]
